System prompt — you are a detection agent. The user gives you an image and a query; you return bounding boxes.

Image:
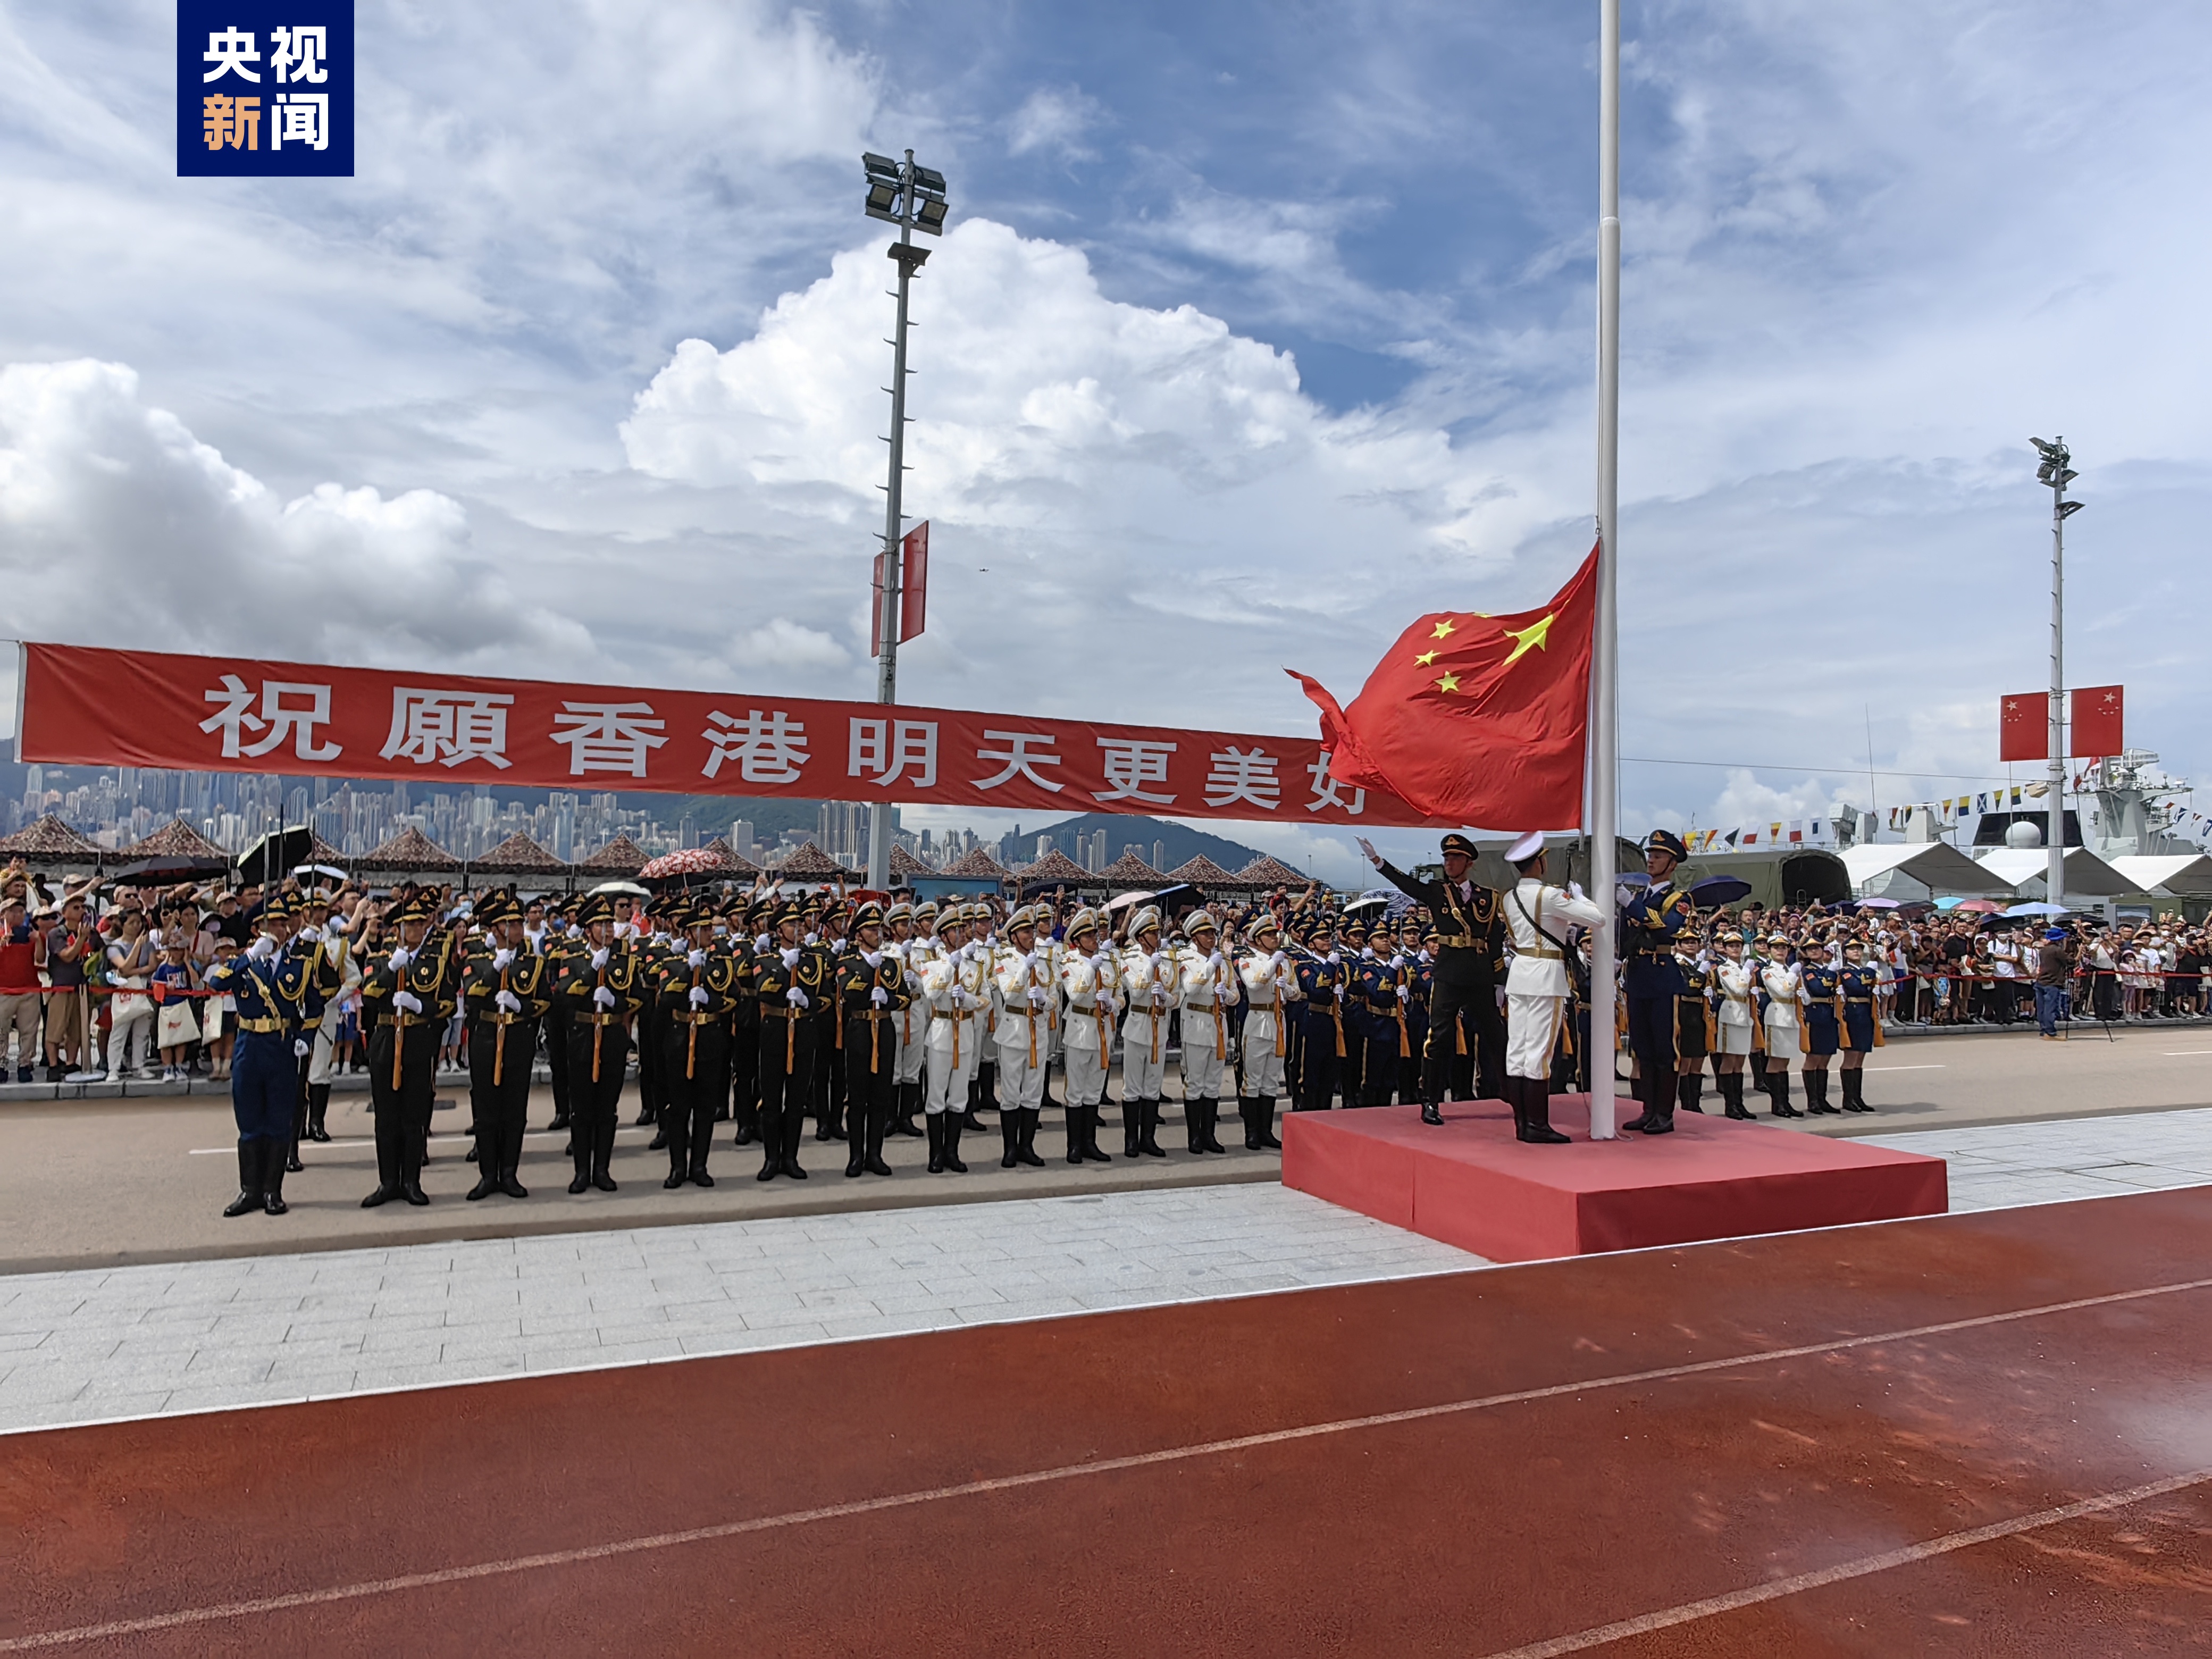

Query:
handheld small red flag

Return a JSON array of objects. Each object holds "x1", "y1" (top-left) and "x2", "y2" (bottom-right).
[{"x1": 1288, "y1": 544, "x2": 1598, "y2": 828}]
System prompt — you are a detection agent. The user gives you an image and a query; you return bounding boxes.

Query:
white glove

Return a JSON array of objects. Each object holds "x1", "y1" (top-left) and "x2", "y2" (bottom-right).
[
  {"x1": 687, "y1": 948, "x2": 707, "y2": 969},
  {"x1": 297, "y1": 926, "x2": 321, "y2": 944},
  {"x1": 616, "y1": 921, "x2": 638, "y2": 940},
  {"x1": 1389, "y1": 953, "x2": 1405, "y2": 969},
  {"x1": 862, "y1": 950, "x2": 883, "y2": 969},
  {"x1": 753, "y1": 933, "x2": 770, "y2": 952},
  {"x1": 689, "y1": 985, "x2": 710, "y2": 1009},
  {"x1": 590, "y1": 946, "x2": 609, "y2": 970},
  {"x1": 249, "y1": 935, "x2": 278, "y2": 961},
  {"x1": 780, "y1": 946, "x2": 801, "y2": 969},
  {"x1": 591, "y1": 985, "x2": 616, "y2": 1010},
  {"x1": 496, "y1": 989, "x2": 524, "y2": 1014},
  {"x1": 1153, "y1": 953, "x2": 1172, "y2": 972},
  {"x1": 293, "y1": 1038, "x2": 311, "y2": 1058},
  {"x1": 1209, "y1": 950, "x2": 1226, "y2": 970},
  {"x1": 393, "y1": 990, "x2": 423, "y2": 1013},
  {"x1": 1396, "y1": 985, "x2": 1410, "y2": 1001},
  {"x1": 804, "y1": 931, "x2": 819, "y2": 946},
  {"x1": 1021, "y1": 952, "x2": 1038, "y2": 972},
  {"x1": 871, "y1": 985, "x2": 889, "y2": 1007},
  {"x1": 1326, "y1": 951, "x2": 1341, "y2": 966},
  {"x1": 786, "y1": 985, "x2": 809, "y2": 1009},
  {"x1": 1027, "y1": 986, "x2": 1049, "y2": 1007},
  {"x1": 1271, "y1": 951, "x2": 1289, "y2": 971},
  {"x1": 492, "y1": 948, "x2": 515, "y2": 970}
]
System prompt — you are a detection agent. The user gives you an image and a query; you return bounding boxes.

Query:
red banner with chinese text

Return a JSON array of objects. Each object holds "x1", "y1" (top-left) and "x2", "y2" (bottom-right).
[{"x1": 15, "y1": 643, "x2": 1452, "y2": 828}]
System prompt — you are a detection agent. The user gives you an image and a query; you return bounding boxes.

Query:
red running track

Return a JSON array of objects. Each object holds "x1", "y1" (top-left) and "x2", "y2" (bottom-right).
[{"x1": 3, "y1": 1189, "x2": 2210, "y2": 1656}]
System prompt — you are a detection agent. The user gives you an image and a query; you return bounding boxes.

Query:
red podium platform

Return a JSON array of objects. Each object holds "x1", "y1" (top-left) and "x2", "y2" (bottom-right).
[{"x1": 1281, "y1": 1097, "x2": 1947, "y2": 1262}]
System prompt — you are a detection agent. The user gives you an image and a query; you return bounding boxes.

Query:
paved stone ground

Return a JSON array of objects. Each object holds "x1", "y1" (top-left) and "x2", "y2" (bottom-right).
[{"x1": 1, "y1": 1105, "x2": 2209, "y2": 1439}]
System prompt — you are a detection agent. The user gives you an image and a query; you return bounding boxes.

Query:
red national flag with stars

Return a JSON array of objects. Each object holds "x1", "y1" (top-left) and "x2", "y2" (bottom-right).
[
  {"x1": 1999, "y1": 692, "x2": 2048, "y2": 763},
  {"x1": 2070, "y1": 684, "x2": 2123, "y2": 758},
  {"x1": 1288, "y1": 544, "x2": 1598, "y2": 828}
]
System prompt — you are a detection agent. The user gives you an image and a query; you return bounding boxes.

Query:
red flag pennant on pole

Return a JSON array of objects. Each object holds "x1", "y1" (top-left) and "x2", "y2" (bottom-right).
[{"x1": 1287, "y1": 543, "x2": 1598, "y2": 828}]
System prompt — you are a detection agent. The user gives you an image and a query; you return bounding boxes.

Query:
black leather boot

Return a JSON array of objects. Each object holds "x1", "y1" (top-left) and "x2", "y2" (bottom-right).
[
  {"x1": 1068, "y1": 1106, "x2": 1088, "y2": 1165},
  {"x1": 1001, "y1": 1108, "x2": 1021, "y2": 1169},
  {"x1": 1678, "y1": 1074, "x2": 1704, "y2": 1114},
  {"x1": 845, "y1": 1113, "x2": 868, "y2": 1178},
  {"x1": 1721, "y1": 1072, "x2": 1752, "y2": 1119},
  {"x1": 1202, "y1": 1098, "x2": 1228, "y2": 1154},
  {"x1": 1184, "y1": 1096, "x2": 1204, "y2": 1154},
  {"x1": 1770, "y1": 1070, "x2": 1802, "y2": 1119},
  {"x1": 757, "y1": 1108, "x2": 783, "y2": 1181},
  {"x1": 1082, "y1": 1103, "x2": 1111, "y2": 1162},
  {"x1": 1122, "y1": 1096, "x2": 1142, "y2": 1158},
  {"x1": 891, "y1": 1083, "x2": 924, "y2": 1137},
  {"x1": 927, "y1": 1111, "x2": 946, "y2": 1174},
  {"x1": 1806, "y1": 1070, "x2": 1840, "y2": 1115},
  {"x1": 1520, "y1": 1079, "x2": 1571, "y2": 1144},
  {"x1": 1255, "y1": 1095, "x2": 1281, "y2": 1151},
  {"x1": 1842, "y1": 1069, "x2": 1875, "y2": 1113},
  {"x1": 1016, "y1": 1107, "x2": 1045, "y2": 1167},
  {"x1": 306, "y1": 1082, "x2": 331, "y2": 1141},
  {"x1": 571, "y1": 1128, "x2": 593, "y2": 1193},
  {"x1": 864, "y1": 1110, "x2": 892, "y2": 1177},
  {"x1": 223, "y1": 1138, "x2": 263, "y2": 1218},
  {"x1": 591, "y1": 1115, "x2": 619, "y2": 1191},
  {"x1": 778, "y1": 1109, "x2": 807, "y2": 1179},
  {"x1": 941, "y1": 1111, "x2": 967, "y2": 1172},
  {"x1": 1239, "y1": 1098, "x2": 1262, "y2": 1150},
  {"x1": 1139, "y1": 1098, "x2": 1166, "y2": 1158},
  {"x1": 1621, "y1": 1072, "x2": 1658, "y2": 1135},
  {"x1": 262, "y1": 1138, "x2": 289, "y2": 1215},
  {"x1": 500, "y1": 1159, "x2": 529, "y2": 1200}
]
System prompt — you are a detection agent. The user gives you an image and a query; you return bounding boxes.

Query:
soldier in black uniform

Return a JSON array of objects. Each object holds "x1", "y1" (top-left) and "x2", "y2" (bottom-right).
[
  {"x1": 1359, "y1": 832, "x2": 1508, "y2": 1126},
  {"x1": 541, "y1": 898, "x2": 576, "y2": 1134},
  {"x1": 1671, "y1": 930, "x2": 1712, "y2": 1116},
  {"x1": 556, "y1": 892, "x2": 645, "y2": 1194},
  {"x1": 837, "y1": 901, "x2": 907, "y2": 1179},
  {"x1": 462, "y1": 889, "x2": 551, "y2": 1199},
  {"x1": 654, "y1": 894, "x2": 738, "y2": 1188},
  {"x1": 755, "y1": 899, "x2": 826, "y2": 1181},
  {"x1": 728, "y1": 896, "x2": 767, "y2": 1145},
  {"x1": 1619, "y1": 830, "x2": 1694, "y2": 1135},
  {"x1": 359, "y1": 890, "x2": 459, "y2": 1207}
]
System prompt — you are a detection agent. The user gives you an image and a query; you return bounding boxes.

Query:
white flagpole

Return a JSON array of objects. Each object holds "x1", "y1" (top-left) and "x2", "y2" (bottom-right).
[{"x1": 1588, "y1": 0, "x2": 1622, "y2": 1136}]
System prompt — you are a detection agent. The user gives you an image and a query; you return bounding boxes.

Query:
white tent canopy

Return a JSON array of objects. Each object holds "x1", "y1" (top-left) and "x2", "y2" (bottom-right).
[
  {"x1": 1975, "y1": 847, "x2": 2134, "y2": 900},
  {"x1": 2106, "y1": 854, "x2": 2212, "y2": 899},
  {"x1": 1841, "y1": 843, "x2": 2015, "y2": 899}
]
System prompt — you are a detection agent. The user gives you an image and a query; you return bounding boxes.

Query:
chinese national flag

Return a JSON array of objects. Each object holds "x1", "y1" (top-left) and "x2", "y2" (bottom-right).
[
  {"x1": 2071, "y1": 684, "x2": 2123, "y2": 757},
  {"x1": 1288, "y1": 544, "x2": 1598, "y2": 827},
  {"x1": 1999, "y1": 692, "x2": 2048, "y2": 762}
]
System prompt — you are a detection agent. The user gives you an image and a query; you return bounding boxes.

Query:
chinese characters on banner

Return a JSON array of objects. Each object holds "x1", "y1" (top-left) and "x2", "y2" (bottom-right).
[
  {"x1": 177, "y1": 2, "x2": 354, "y2": 178},
  {"x1": 16, "y1": 643, "x2": 1443, "y2": 828}
]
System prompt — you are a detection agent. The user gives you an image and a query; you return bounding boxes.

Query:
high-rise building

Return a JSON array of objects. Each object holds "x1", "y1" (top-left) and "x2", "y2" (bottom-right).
[
  {"x1": 1152, "y1": 840, "x2": 1166, "y2": 870},
  {"x1": 730, "y1": 819, "x2": 756, "y2": 862},
  {"x1": 1087, "y1": 828, "x2": 1108, "y2": 872},
  {"x1": 1034, "y1": 833, "x2": 1053, "y2": 862}
]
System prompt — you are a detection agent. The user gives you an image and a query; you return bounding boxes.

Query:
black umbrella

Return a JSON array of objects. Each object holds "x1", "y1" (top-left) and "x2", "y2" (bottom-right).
[
  {"x1": 109, "y1": 855, "x2": 228, "y2": 882},
  {"x1": 237, "y1": 827, "x2": 316, "y2": 887},
  {"x1": 1689, "y1": 875, "x2": 1752, "y2": 908}
]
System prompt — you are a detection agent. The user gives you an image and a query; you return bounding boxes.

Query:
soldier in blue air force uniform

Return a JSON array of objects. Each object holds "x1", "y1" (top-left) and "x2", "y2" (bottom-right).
[{"x1": 204, "y1": 892, "x2": 315, "y2": 1218}]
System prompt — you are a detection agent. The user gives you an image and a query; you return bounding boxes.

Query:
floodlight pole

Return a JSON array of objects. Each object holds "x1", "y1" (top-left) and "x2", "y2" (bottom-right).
[
  {"x1": 868, "y1": 152, "x2": 922, "y2": 892},
  {"x1": 2041, "y1": 439, "x2": 2082, "y2": 909},
  {"x1": 1588, "y1": 0, "x2": 1622, "y2": 1128}
]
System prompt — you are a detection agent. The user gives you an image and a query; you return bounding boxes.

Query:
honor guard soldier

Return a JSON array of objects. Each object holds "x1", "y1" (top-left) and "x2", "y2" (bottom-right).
[
  {"x1": 636, "y1": 899, "x2": 677, "y2": 1150},
  {"x1": 836, "y1": 900, "x2": 907, "y2": 1178},
  {"x1": 884, "y1": 901, "x2": 927, "y2": 1139},
  {"x1": 1711, "y1": 931, "x2": 1759, "y2": 1118},
  {"x1": 1798, "y1": 937, "x2": 1844, "y2": 1116},
  {"x1": 462, "y1": 889, "x2": 551, "y2": 1199},
  {"x1": 1291, "y1": 918, "x2": 1347, "y2": 1112},
  {"x1": 1500, "y1": 832, "x2": 1605, "y2": 1144},
  {"x1": 753, "y1": 900, "x2": 826, "y2": 1181},
  {"x1": 1176, "y1": 911, "x2": 1237, "y2": 1153},
  {"x1": 1619, "y1": 830, "x2": 1694, "y2": 1134},
  {"x1": 1836, "y1": 938, "x2": 1881, "y2": 1113},
  {"x1": 991, "y1": 906, "x2": 1052, "y2": 1169},
  {"x1": 205, "y1": 892, "x2": 315, "y2": 1218},
  {"x1": 1758, "y1": 934, "x2": 1805, "y2": 1118},
  {"x1": 1396, "y1": 923, "x2": 1434, "y2": 1107},
  {"x1": 727, "y1": 897, "x2": 770, "y2": 1146},
  {"x1": 359, "y1": 891, "x2": 460, "y2": 1206},
  {"x1": 1359, "y1": 832, "x2": 1508, "y2": 1124},
  {"x1": 1118, "y1": 906, "x2": 1176, "y2": 1158},
  {"x1": 1345, "y1": 925, "x2": 1402, "y2": 1109},
  {"x1": 656, "y1": 895, "x2": 739, "y2": 1187},
  {"x1": 1057, "y1": 908, "x2": 1118, "y2": 1164},
  {"x1": 557, "y1": 893, "x2": 647, "y2": 1192},
  {"x1": 919, "y1": 907, "x2": 986, "y2": 1172},
  {"x1": 1236, "y1": 915, "x2": 1294, "y2": 1149},
  {"x1": 541, "y1": 900, "x2": 580, "y2": 1135},
  {"x1": 1670, "y1": 929, "x2": 1712, "y2": 1118},
  {"x1": 297, "y1": 889, "x2": 354, "y2": 1152}
]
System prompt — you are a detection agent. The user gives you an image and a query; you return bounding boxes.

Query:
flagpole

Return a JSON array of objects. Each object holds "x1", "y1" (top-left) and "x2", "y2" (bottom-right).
[{"x1": 1588, "y1": 0, "x2": 1622, "y2": 1130}]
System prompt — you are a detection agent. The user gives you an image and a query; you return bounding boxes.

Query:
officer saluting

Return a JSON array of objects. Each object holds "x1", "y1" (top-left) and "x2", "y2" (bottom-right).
[
  {"x1": 1619, "y1": 830, "x2": 1694, "y2": 1135},
  {"x1": 204, "y1": 892, "x2": 314, "y2": 1218},
  {"x1": 1358, "y1": 832, "x2": 1507, "y2": 1125}
]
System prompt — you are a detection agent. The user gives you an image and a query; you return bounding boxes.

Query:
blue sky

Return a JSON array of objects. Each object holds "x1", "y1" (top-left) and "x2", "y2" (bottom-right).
[{"x1": 1, "y1": 1, "x2": 2208, "y2": 880}]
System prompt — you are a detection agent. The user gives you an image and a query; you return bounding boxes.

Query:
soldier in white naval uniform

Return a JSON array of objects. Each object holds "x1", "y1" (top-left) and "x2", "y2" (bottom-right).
[
  {"x1": 1501, "y1": 831, "x2": 1606, "y2": 1144},
  {"x1": 918, "y1": 909, "x2": 986, "y2": 1174},
  {"x1": 991, "y1": 906, "x2": 1052, "y2": 1169},
  {"x1": 1711, "y1": 931, "x2": 1760, "y2": 1120},
  {"x1": 1236, "y1": 914, "x2": 1294, "y2": 1150},
  {"x1": 1118, "y1": 906, "x2": 1175, "y2": 1159},
  {"x1": 1057, "y1": 908, "x2": 1117, "y2": 1165},
  {"x1": 1176, "y1": 910, "x2": 1239, "y2": 1154}
]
